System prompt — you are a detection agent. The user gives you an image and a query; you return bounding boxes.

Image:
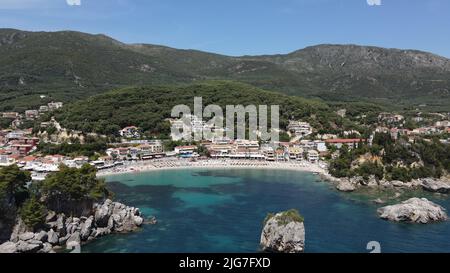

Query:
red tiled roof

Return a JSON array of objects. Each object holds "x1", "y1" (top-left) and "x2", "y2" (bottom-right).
[
  {"x1": 22, "y1": 156, "x2": 37, "y2": 162},
  {"x1": 325, "y1": 138, "x2": 365, "y2": 144}
]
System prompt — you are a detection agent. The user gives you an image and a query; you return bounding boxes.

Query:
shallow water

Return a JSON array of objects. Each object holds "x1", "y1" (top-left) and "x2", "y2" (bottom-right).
[{"x1": 82, "y1": 168, "x2": 450, "y2": 253}]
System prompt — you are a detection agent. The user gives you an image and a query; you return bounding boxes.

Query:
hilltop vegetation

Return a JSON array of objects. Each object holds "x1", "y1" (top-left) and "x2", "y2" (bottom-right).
[
  {"x1": 55, "y1": 81, "x2": 359, "y2": 137},
  {"x1": 329, "y1": 133, "x2": 450, "y2": 182},
  {"x1": 1, "y1": 29, "x2": 450, "y2": 111}
]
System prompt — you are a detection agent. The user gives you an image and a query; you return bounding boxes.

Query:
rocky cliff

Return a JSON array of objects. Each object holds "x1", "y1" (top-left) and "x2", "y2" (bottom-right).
[
  {"x1": 260, "y1": 210, "x2": 305, "y2": 253},
  {"x1": 0, "y1": 199, "x2": 144, "y2": 253}
]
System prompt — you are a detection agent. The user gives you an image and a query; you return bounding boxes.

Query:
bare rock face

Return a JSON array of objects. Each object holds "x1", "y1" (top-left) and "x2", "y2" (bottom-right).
[
  {"x1": 0, "y1": 199, "x2": 146, "y2": 253},
  {"x1": 377, "y1": 198, "x2": 448, "y2": 224},
  {"x1": 0, "y1": 242, "x2": 17, "y2": 253},
  {"x1": 336, "y1": 179, "x2": 356, "y2": 192},
  {"x1": 421, "y1": 178, "x2": 450, "y2": 193},
  {"x1": 260, "y1": 210, "x2": 305, "y2": 253}
]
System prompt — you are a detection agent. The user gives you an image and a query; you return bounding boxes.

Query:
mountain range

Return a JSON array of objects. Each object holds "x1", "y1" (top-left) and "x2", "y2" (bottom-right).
[{"x1": 1, "y1": 28, "x2": 450, "y2": 111}]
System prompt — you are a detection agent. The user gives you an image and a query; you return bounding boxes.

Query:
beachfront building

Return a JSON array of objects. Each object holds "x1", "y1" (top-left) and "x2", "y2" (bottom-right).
[
  {"x1": 260, "y1": 145, "x2": 275, "y2": 161},
  {"x1": 307, "y1": 150, "x2": 319, "y2": 164},
  {"x1": 209, "y1": 142, "x2": 234, "y2": 158},
  {"x1": 139, "y1": 141, "x2": 165, "y2": 160},
  {"x1": 174, "y1": 145, "x2": 197, "y2": 156},
  {"x1": 325, "y1": 138, "x2": 365, "y2": 149},
  {"x1": 288, "y1": 146, "x2": 303, "y2": 160}
]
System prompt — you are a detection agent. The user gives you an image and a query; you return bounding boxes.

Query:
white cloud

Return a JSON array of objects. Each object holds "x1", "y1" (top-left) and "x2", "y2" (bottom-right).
[
  {"x1": 367, "y1": 0, "x2": 382, "y2": 6},
  {"x1": 66, "y1": 0, "x2": 81, "y2": 6}
]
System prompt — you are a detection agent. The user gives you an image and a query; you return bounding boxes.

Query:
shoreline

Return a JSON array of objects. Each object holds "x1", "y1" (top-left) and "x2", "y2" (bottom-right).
[
  {"x1": 96, "y1": 158, "x2": 450, "y2": 195},
  {"x1": 97, "y1": 159, "x2": 332, "y2": 178}
]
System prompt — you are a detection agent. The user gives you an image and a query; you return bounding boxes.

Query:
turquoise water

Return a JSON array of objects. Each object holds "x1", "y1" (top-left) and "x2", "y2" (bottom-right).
[{"x1": 82, "y1": 168, "x2": 450, "y2": 253}]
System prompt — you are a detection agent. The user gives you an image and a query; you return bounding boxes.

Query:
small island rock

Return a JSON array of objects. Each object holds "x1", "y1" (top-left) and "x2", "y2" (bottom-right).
[
  {"x1": 377, "y1": 198, "x2": 448, "y2": 224},
  {"x1": 260, "y1": 209, "x2": 305, "y2": 253}
]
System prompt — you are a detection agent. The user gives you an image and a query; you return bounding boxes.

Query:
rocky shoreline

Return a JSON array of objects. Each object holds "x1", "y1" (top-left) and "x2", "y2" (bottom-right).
[
  {"x1": 0, "y1": 199, "x2": 145, "y2": 253},
  {"x1": 319, "y1": 173, "x2": 450, "y2": 194}
]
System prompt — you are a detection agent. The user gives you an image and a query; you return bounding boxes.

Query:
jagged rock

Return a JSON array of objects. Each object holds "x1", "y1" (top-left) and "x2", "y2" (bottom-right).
[
  {"x1": 35, "y1": 230, "x2": 48, "y2": 243},
  {"x1": 45, "y1": 211, "x2": 57, "y2": 222},
  {"x1": 18, "y1": 232, "x2": 35, "y2": 241},
  {"x1": 28, "y1": 239, "x2": 44, "y2": 245},
  {"x1": 47, "y1": 229, "x2": 59, "y2": 245},
  {"x1": 336, "y1": 180, "x2": 356, "y2": 192},
  {"x1": 379, "y1": 180, "x2": 393, "y2": 188},
  {"x1": 391, "y1": 180, "x2": 406, "y2": 187},
  {"x1": 260, "y1": 211, "x2": 305, "y2": 253},
  {"x1": 107, "y1": 215, "x2": 116, "y2": 230},
  {"x1": 3, "y1": 199, "x2": 145, "y2": 253},
  {"x1": 95, "y1": 199, "x2": 113, "y2": 227},
  {"x1": 80, "y1": 216, "x2": 94, "y2": 240},
  {"x1": 66, "y1": 231, "x2": 81, "y2": 246},
  {"x1": 38, "y1": 243, "x2": 54, "y2": 253},
  {"x1": 9, "y1": 218, "x2": 29, "y2": 243},
  {"x1": 134, "y1": 215, "x2": 144, "y2": 226},
  {"x1": 16, "y1": 240, "x2": 42, "y2": 253},
  {"x1": 378, "y1": 198, "x2": 448, "y2": 224},
  {"x1": 0, "y1": 242, "x2": 17, "y2": 253},
  {"x1": 421, "y1": 178, "x2": 450, "y2": 193},
  {"x1": 373, "y1": 198, "x2": 385, "y2": 204},
  {"x1": 366, "y1": 176, "x2": 379, "y2": 187},
  {"x1": 58, "y1": 234, "x2": 70, "y2": 245},
  {"x1": 94, "y1": 228, "x2": 111, "y2": 238},
  {"x1": 56, "y1": 214, "x2": 66, "y2": 237}
]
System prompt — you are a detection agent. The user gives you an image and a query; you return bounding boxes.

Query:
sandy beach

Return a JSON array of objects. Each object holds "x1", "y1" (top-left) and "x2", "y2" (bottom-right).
[{"x1": 97, "y1": 158, "x2": 334, "y2": 180}]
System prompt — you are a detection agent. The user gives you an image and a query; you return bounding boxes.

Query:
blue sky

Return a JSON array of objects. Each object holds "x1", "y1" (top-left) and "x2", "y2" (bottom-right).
[{"x1": 0, "y1": 0, "x2": 449, "y2": 57}]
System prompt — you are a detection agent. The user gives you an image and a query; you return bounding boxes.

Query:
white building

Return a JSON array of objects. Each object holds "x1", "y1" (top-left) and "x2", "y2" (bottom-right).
[
  {"x1": 287, "y1": 121, "x2": 312, "y2": 138},
  {"x1": 307, "y1": 150, "x2": 319, "y2": 163},
  {"x1": 0, "y1": 155, "x2": 15, "y2": 166}
]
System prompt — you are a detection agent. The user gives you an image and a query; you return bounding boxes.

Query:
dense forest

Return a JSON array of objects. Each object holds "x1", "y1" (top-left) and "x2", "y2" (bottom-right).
[{"x1": 55, "y1": 81, "x2": 360, "y2": 138}]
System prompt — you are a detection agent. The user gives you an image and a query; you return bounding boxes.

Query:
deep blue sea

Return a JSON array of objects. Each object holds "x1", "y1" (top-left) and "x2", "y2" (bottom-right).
[{"x1": 81, "y1": 168, "x2": 450, "y2": 253}]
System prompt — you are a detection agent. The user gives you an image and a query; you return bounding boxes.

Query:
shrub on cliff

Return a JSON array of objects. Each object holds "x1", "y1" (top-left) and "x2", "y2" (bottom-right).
[
  {"x1": 264, "y1": 209, "x2": 304, "y2": 226},
  {"x1": 19, "y1": 197, "x2": 47, "y2": 231},
  {"x1": 40, "y1": 164, "x2": 110, "y2": 201}
]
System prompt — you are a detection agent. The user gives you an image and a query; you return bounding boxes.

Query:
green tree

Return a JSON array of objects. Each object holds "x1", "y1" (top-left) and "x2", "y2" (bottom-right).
[
  {"x1": 41, "y1": 164, "x2": 109, "y2": 201},
  {"x1": 0, "y1": 165, "x2": 31, "y2": 206},
  {"x1": 19, "y1": 197, "x2": 47, "y2": 231}
]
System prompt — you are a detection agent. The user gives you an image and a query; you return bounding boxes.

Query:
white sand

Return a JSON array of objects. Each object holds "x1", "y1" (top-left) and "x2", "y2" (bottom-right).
[{"x1": 97, "y1": 158, "x2": 333, "y2": 179}]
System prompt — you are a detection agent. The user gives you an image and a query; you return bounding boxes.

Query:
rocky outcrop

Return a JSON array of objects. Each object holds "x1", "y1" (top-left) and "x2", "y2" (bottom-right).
[
  {"x1": 260, "y1": 210, "x2": 305, "y2": 253},
  {"x1": 421, "y1": 178, "x2": 450, "y2": 193},
  {"x1": 336, "y1": 179, "x2": 356, "y2": 192},
  {"x1": 0, "y1": 199, "x2": 145, "y2": 253},
  {"x1": 377, "y1": 198, "x2": 448, "y2": 224}
]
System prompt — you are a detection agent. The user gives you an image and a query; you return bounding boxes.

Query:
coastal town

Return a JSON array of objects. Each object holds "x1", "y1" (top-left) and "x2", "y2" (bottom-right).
[{"x1": 1, "y1": 103, "x2": 449, "y2": 186}]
